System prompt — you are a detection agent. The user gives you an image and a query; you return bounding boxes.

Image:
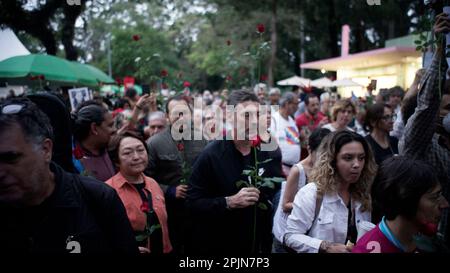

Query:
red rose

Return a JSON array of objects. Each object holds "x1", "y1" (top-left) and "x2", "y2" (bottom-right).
[
  {"x1": 140, "y1": 202, "x2": 150, "y2": 213},
  {"x1": 115, "y1": 78, "x2": 122, "y2": 85},
  {"x1": 226, "y1": 75, "x2": 232, "y2": 82},
  {"x1": 257, "y1": 23, "x2": 265, "y2": 34},
  {"x1": 251, "y1": 135, "x2": 262, "y2": 147},
  {"x1": 303, "y1": 86, "x2": 312, "y2": 93},
  {"x1": 132, "y1": 35, "x2": 140, "y2": 41},
  {"x1": 29, "y1": 76, "x2": 37, "y2": 81},
  {"x1": 177, "y1": 143, "x2": 185, "y2": 151},
  {"x1": 160, "y1": 69, "x2": 168, "y2": 77},
  {"x1": 183, "y1": 81, "x2": 191, "y2": 88},
  {"x1": 161, "y1": 83, "x2": 169, "y2": 89},
  {"x1": 73, "y1": 145, "x2": 84, "y2": 160},
  {"x1": 260, "y1": 75, "x2": 268, "y2": 82},
  {"x1": 226, "y1": 40, "x2": 231, "y2": 46},
  {"x1": 39, "y1": 75, "x2": 45, "y2": 80}
]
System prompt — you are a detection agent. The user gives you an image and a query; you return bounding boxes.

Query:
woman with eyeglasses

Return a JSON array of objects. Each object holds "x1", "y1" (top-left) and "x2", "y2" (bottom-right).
[
  {"x1": 106, "y1": 131, "x2": 172, "y2": 253},
  {"x1": 364, "y1": 103, "x2": 398, "y2": 165}
]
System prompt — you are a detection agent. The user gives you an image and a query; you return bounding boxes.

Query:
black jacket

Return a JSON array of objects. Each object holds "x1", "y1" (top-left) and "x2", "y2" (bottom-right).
[
  {"x1": 186, "y1": 140, "x2": 283, "y2": 254},
  {"x1": 0, "y1": 163, "x2": 139, "y2": 254}
]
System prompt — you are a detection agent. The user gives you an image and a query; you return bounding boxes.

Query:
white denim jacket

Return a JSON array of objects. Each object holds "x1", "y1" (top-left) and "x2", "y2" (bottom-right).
[{"x1": 285, "y1": 183, "x2": 371, "y2": 253}]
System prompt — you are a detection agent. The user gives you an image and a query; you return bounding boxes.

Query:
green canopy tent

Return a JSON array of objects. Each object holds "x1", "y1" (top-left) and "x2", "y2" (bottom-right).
[
  {"x1": 0, "y1": 54, "x2": 79, "y2": 86},
  {"x1": 0, "y1": 54, "x2": 114, "y2": 88},
  {"x1": 70, "y1": 62, "x2": 98, "y2": 87},
  {"x1": 84, "y1": 64, "x2": 114, "y2": 84}
]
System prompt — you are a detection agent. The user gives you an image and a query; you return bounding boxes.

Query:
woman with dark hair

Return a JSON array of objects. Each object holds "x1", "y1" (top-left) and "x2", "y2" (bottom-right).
[
  {"x1": 71, "y1": 101, "x2": 116, "y2": 181},
  {"x1": 285, "y1": 130, "x2": 377, "y2": 253},
  {"x1": 272, "y1": 128, "x2": 331, "y2": 252},
  {"x1": 353, "y1": 156, "x2": 449, "y2": 253},
  {"x1": 106, "y1": 131, "x2": 172, "y2": 253},
  {"x1": 364, "y1": 103, "x2": 398, "y2": 165}
]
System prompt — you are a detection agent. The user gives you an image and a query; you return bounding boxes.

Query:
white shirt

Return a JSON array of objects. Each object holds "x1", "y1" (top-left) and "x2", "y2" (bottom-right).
[
  {"x1": 285, "y1": 183, "x2": 371, "y2": 253},
  {"x1": 270, "y1": 111, "x2": 301, "y2": 165},
  {"x1": 272, "y1": 163, "x2": 307, "y2": 243},
  {"x1": 390, "y1": 108, "x2": 404, "y2": 139},
  {"x1": 322, "y1": 123, "x2": 354, "y2": 132}
]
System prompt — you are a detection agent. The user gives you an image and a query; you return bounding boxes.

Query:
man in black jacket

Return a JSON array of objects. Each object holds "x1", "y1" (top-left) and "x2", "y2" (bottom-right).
[
  {"x1": 0, "y1": 98, "x2": 138, "y2": 254},
  {"x1": 186, "y1": 90, "x2": 283, "y2": 254}
]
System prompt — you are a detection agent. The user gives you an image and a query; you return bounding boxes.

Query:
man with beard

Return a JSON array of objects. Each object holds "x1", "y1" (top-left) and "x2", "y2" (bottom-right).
[
  {"x1": 187, "y1": 89, "x2": 283, "y2": 254},
  {"x1": 145, "y1": 94, "x2": 208, "y2": 253}
]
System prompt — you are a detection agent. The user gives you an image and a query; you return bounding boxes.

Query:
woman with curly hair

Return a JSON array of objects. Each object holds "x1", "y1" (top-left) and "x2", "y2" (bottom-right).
[{"x1": 284, "y1": 130, "x2": 377, "y2": 253}]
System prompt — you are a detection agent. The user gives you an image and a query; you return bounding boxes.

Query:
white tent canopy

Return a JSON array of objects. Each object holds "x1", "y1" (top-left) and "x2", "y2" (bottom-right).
[
  {"x1": 331, "y1": 78, "x2": 363, "y2": 87},
  {"x1": 311, "y1": 77, "x2": 333, "y2": 88},
  {"x1": 276, "y1": 75, "x2": 311, "y2": 87},
  {"x1": 0, "y1": 28, "x2": 30, "y2": 62}
]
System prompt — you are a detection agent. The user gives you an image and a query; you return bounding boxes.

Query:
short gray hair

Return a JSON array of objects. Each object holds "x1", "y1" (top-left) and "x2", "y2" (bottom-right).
[
  {"x1": 279, "y1": 92, "x2": 297, "y2": 107},
  {"x1": 320, "y1": 92, "x2": 330, "y2": 101},
  {"x1": 148, "y1": 111, "x2": 166, "y2": 122},
  {"x1": 253, "y1": 83, "x2": 267, "y2": 95},
  {"x1": 269, "y1": 88, "x2": 281, "y2": 95}
]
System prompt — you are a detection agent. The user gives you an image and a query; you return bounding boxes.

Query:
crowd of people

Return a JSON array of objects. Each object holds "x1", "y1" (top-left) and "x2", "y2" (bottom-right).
[{"x1": 1, "y1": 16, "x2": 450, "y2": 255}]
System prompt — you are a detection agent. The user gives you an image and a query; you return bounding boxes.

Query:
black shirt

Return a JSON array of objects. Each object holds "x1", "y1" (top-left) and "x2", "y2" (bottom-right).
[
  {"x1": 0, "y1": 163, "x2": 138, "y2": 254},
  {"x1": 132, "y1": 183, "x2": 163, "y2": 253},
  {"x1": 186, "y1": 140, "x2": 283, "y2": 254},
  {"x1": 365, "y1": 135, "x2": 399, "y2": 165}
]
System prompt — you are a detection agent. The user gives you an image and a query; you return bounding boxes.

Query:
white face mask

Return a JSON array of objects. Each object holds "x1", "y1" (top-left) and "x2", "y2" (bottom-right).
[{"x1": 444, "y1": 113, "x2": 450, "y2": 133}]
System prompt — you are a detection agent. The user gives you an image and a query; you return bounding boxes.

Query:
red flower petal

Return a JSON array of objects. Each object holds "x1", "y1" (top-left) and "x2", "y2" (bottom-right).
[
  {"x1": 257, "y1": 23, "x2": 265, "y2": 34},
  {"x1": 73, "y1": 145, "x2": 84, "y2": 160},
  {"x1": 161, "y1": 83, "x2": 169, "y2": 89},
  {"x1": 140, "y1": 202, "x2": 150, "y2": 213},
  {"x1": 251, "y1": 135, "x2": 262, "y2": 147},
  {"x1": 132, "y1": 35, "x2": 140, "y2": 41},
  {"x1": 177, "y1": 143, "x2": 185, "y2": 151},
  {"x1": 183, "y1": 81, "x2": 191, "y2": 88},
  {"x1": 260, "y1": 75, "x2": 268, "y2": 82},
  {"x1": 160, "y1": 69, "x2": 168, "y2": 77}
]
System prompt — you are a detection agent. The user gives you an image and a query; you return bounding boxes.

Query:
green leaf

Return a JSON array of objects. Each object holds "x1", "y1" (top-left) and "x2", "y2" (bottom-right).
[
  {"x1": 414, "y1": 40, "x2": 422, "y2": 45},
  {"x1": 149, "y1": 224, "x2": 161, "y2": 235},
  {"x1": 258, "y1": 202, "x2": 268, "y2": 210},
  {"x1": 269, "y1": 177, "x2": 285, "y2": 183},
  {"x1": 135, "y1": 234, "x2": 148, "y2": 242},
  {"x1": 416, "y1": 46, "x2": 423, "y2": 51},
  {"x1": 242, "y1": 169, "x2": 253, "y2": 176},
  {"x1": 236, "y1": 180, "x2": 250, "y2": 188},
  {"x1": 258, "y1": 158, "x2": 273, "y2": 164},
  {"x1": 260, "y1": 181, "x2": 275, "y2": 189}
]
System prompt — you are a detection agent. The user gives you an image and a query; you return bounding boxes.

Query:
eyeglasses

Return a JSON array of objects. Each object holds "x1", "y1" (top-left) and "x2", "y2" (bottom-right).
[
  {"x1": 381, "y1": 114, "x2": 397, "y2": 121},
  {"x1": 1, "y1": 104, "x2": 25, "y2": 114}
]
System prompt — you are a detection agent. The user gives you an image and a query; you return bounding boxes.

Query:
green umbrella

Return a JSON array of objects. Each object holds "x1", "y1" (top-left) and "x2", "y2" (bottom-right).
[
  {"x1": 70, "y1": 62, "x2": 98, "y2": 86},
  {"x1": 0, "y1": 54, "x2": 79, "y2": 84},
  {"x1": 84, "y1": 64, "x2": 114, "y2": 84}
]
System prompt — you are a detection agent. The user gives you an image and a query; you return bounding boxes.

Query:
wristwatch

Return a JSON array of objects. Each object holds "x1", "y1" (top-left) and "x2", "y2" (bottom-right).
[{"x1": 225, "y1": 196, "x2": 232, "y2": 210}]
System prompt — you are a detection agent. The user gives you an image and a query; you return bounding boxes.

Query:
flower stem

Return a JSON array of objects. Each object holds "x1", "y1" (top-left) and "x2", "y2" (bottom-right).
[
  {"x1": 252, "y1": 204, "x2": 257, "y2": 253},
  {"x1": 252, "y1": 146, "x2": 258, "y2": 253}
]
